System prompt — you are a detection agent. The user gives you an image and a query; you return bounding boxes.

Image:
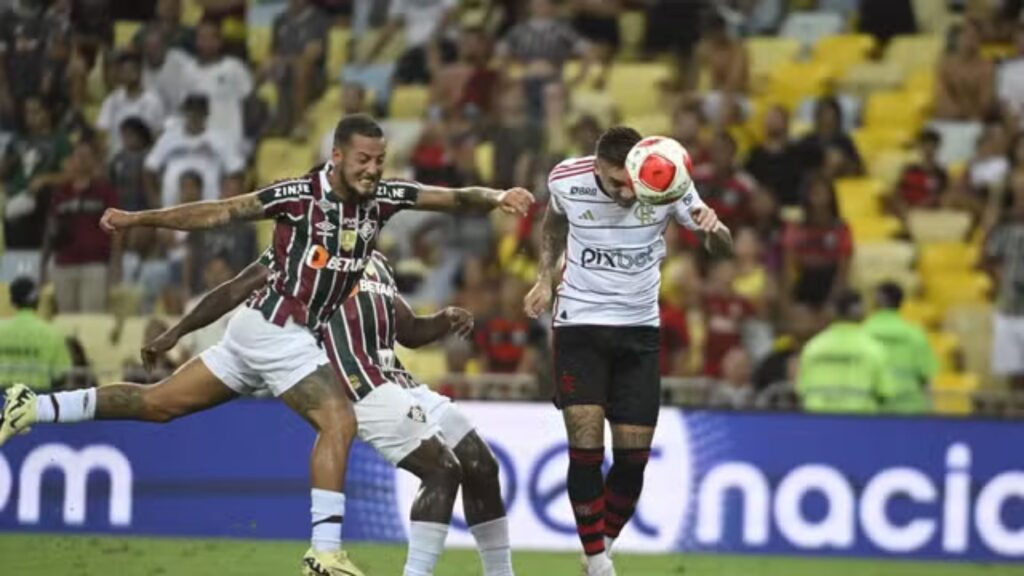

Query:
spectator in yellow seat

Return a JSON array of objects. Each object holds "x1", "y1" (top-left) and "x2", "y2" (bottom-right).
[
  {"x1": 0, "y1": 277, "x2": 72, "y2": 392},
  {"x1": 783, "y1": 176, "x2": 853, "y2": 311},
  {"x1": 794, "y1": 97, "x2": 864, "y2": 179},
  {"x1": 888, "y1": 128, "x2": 949, "y2": 219},
  {"x1": 97, "y1": 51, "x2": 166, "y2": 158},
  {"x1": 935, "y1": 19, "x2": 996, "y2": 121},
  {"x1": 746, "y1": 105, "x2": 803, "y2": 208}
]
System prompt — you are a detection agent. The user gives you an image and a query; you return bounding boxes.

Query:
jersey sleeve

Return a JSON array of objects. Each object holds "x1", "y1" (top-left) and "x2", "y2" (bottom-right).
[
  {"x1": 253, "y1": 179, "x2": 312, "y2": 221},
  {"x1": 375, "y1": 180, "x2": 421, "y2": 221},
  {"x1": 256, "y1": 247, "x2": 275, "y2": 268},
  {"x1": 670, "y1": 180, "x2": 707, "y2": 230},
  {"x1": 546, "y1": 173, "x2": 568, "y2": 215}
]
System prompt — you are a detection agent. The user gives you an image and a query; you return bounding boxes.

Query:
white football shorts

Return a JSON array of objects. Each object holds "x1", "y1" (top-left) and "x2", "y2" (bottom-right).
[
  {"x1": 356, "y1": 383, "x2": 476, "y2": 464},
  {"x1": 200, "y1": 306, "x2": 330, "y2": 397}
]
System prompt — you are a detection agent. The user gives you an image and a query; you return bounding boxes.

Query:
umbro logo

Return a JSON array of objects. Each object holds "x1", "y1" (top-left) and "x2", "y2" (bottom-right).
[
  {"x1": 315, "y1": 221, "x2": 336, "y2": 238},
  {"x1": 580, "y1": 210, "x2": 596, "y2": 221}
]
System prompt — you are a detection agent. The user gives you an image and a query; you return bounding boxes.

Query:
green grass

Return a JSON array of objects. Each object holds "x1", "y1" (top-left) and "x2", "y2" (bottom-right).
[{"x1": 0, "y1": 534, "x2": 1018, "y2": 575}]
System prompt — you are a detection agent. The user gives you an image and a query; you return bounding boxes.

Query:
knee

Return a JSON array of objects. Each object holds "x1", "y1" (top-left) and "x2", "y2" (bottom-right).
[
  {"x1": 431, "y1": 452, "x2": 463, "y2": 489},
  {"x1": 462, "y1": 451, "x2": 499, "y2": 486}
]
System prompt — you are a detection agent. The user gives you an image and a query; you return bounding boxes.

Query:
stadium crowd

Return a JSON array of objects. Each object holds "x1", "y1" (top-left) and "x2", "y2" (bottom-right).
[{"x1": 1, "y1": 0, "x2": 1023, "y2": 417}]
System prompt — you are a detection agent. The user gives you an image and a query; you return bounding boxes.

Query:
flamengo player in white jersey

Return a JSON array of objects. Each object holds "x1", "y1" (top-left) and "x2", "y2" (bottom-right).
[{"x1": 524, "y1": 127, "x2": 731, "y2": 576}]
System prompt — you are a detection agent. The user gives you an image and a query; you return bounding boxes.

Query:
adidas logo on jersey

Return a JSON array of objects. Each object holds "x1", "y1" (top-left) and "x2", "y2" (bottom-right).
[{"x1": 580, "y1": 210, "x2": 596, "y2": 221}]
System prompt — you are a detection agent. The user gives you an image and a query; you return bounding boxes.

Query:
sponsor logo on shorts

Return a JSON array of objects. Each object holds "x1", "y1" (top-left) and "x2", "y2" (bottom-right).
[
  {"x1": 305, "y1": 245, "x2": 368, "y2": 273},
  {"x1": 580, "y1": 246, "x2": 656, "y2": 270}
]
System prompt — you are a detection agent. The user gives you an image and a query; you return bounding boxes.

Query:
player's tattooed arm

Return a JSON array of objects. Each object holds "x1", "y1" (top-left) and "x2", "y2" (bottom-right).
[
  {"x1": 395, "y1": 296, "x2": 473, "y2": 348},
  {"x1": 538, "y1": 203, "x2": 569, "y2": 282},
  {"x1": 100, "y1": 193, "x2": 268, "y2": 232},
  {"x1": 416, "y1": 185, "x2": 534, "y2": 216},
  {"x1": 142, "y1": 261, "x2": 270, "y2": 371}
]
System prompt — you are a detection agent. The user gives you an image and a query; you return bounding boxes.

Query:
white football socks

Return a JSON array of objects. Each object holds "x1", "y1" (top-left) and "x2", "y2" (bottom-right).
[
  {"x1": 469, "y1": 517, "x2": 514, "y2": 575},
  {"x1": 311, "y1": 488, "x2": 345, "y2": 552},
  {"x1": 403, "y1": 521, "x2": 450, "y2": 576},
  {"x1": 35, "y1": 389, "x2": 96, "y2": 423}
]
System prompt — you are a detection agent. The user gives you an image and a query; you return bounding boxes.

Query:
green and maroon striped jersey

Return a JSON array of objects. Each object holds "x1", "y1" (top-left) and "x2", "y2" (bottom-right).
[
  {"x1": 321, "y1": 251, "x2": 419, "y2": 400},
  {"x1": 245, "y1": 164, "x2": 419, "y2": 333}
]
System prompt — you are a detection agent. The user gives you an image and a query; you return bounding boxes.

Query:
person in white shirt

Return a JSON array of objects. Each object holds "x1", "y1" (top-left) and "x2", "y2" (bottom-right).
[
  {"x1": 523, "y1": 127, "x2": 731, "y2": 576},
  {"x1": 144, "y1": 94, "x2": 245, "y2": 209},
  {"x1": 97, "y1": 52, "x2": 166, "y2": 157},
  {"x1": 361, "y1": 0, "x2": 458, "y2": 84},
  {"x1": 186, "y1": 19, "x2": 253, "y2": 156},
  {"x1": 141, "y1": 27, "x2": 196, "y2": 112},
  {"x1": 998, "y1": 23, "x2": 1024, "y2": 126}
]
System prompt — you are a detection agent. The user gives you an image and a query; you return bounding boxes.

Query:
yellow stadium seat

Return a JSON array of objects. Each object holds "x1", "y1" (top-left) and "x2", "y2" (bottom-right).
[
  {"x1": 849, "y1": 214, "x2": 902, "y2": 242},
  {"x1": 901, "y1": 298, "x2": 940, "y2": 329},
  {"x1": 396, "y1": 346, "x2": 447, "y2": 383},
  {"x1": 767, "y1": 61, "x2": 833, "y2": 110},
  {"x1": 886, "y1": 34, "x2": 945, "y2": 73},
  {"x1": 864, "y1": 90, "x2": 926, "y2": 133},
  {"x1": 389, "y1": 85, "x2": 430, "y2": 119},
  {"x1": 255, "y1": 138, "x2": 313, "y2": 186},
  {"x1": 869, "y1": 149, "x2": 918, "y2": 187},
  {"x1": 904, "y1": 68, "x2": 936, "y2": 96},
  {"x1": 924, "y1": 271, "x2": 991, "y2": 309},
  {"x1": 606, "y1": 63, "x2": 670, "y2": 118},
  {"x1": 572, "y1": 89, "x2": 617, "y2": 127},
  {"x1": 256, "y1": 221, "x2": 274, "y2": 256},
  {"x1": 981, "y1": 43, "x2": 1015, "y2": 61},
  {"x1": 852, "y1": 127, "x2": 915, "y2": 162},
  {"x1": 812, "y1": 34, "x2": 876, "y2": 77},
  {"x1": 114, "y1": 21, "x2": 141, "y2": 49},
  {"x1": 907, "y1": 209, "x2": 973, "y2": 244},
  {"x1": 918, "y1": 242, "x2": 979, "y2": 275},
  {"x1": 746, "y1": 37, "x2": 802, "y2": 87},
  {"x1": 928, "y1": 331, "x2": 961, "y2": 373},
  {"x1": 839, "y1": 61, "x2": 904, "y2": 97},
  {"x1": 854, "y1": 239, "x2": 916, "y2": 269},
  {"x1": 836, "y1": 177, "x2": 886, "y2": 219},
  {"x1": 53, "y1": 314, "x2": 119, "y2": 374},
  {"x1": 248, "y1": 26, "x2": 272, "y2": 66},
  {"x1": 475, "y1": 142, "x2": 494, "y2": 185},
  {"x1": 327, "y1": 27, "x2": 351, "y2": 74},
  {"x1": 932, "y1": 372, "x2": 979, "y2": 415}
]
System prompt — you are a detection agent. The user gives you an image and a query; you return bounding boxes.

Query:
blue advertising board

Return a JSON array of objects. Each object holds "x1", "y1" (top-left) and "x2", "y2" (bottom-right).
[{"x1": 0, "y1": 401, "x2": 1021, "y2": 563}]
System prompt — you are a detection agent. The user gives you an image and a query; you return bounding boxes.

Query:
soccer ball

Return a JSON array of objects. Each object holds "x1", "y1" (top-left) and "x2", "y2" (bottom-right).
[{"x1": 625, "y1": 136, "x2": 693, "y2": 206}]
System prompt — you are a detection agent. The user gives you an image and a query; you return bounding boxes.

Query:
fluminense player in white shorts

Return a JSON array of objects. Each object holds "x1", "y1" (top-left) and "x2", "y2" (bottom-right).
[
  {"x1": 524, "y1": 126, "x2": 732, "y2": 576},
  {"x1": 0, "y1": 114, "x2": 532, "y2": 576},
  {"x1": 140, "y1": 249, "x2": 514, "y2": 576}
]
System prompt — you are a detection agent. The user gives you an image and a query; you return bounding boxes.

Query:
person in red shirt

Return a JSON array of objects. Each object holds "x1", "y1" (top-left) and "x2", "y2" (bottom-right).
[
  {"x1": 475, "y1": 276, "x2": 545, "y2": 374},
  {"x1": 690, "y1": 131, "x2": 756, "y2": 228},
  {"x1": 40, "y1": 137, "x2": 121, "y2": 312},
  {"x1": 702, "y1": 258, "x2": 755, "y2": 378},
  {"x1": 889, "y1": 128, "x2": 949, "y2": 218},
  {"x1": 783, "y1": 175, "x2": 853, "y2": 309},
  {"x1": 659, "y1": 296, "x2": 691, "y2": 377}
]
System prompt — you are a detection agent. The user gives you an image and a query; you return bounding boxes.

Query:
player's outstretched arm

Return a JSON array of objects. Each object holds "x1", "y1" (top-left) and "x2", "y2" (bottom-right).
[
  {"x1": 414, "y1": 184, "x2": 534, "y2": 216},
  {"x1": 690, "y1": 206, "x2": 733, "y2": 257},
  {"x1": 394, "y1": 296, "x2": 473, "y2": 349},
  {"x1": 101, "y1": 192, "x2": 269, "y2": 233},
  {"x1": 524, "y1": 203, "x2": 569, "y2": 318},
  {"x1": 141, "y1": 261, "x2": 271, "y2": 371}
]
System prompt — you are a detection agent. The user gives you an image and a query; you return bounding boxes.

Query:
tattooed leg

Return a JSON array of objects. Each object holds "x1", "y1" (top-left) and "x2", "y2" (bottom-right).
[
  {"x1": 280, "y1": 363, "x2": 356, "y2": 492},
  {"x1": 97, "y1": 357, "x2": 237, "y2": 421}
]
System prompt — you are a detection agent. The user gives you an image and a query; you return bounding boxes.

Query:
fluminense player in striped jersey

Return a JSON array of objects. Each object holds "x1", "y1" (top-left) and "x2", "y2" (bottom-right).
[
  {"x1": 0, "y1": 114, "x2": 532, "y2": 576},
  {"x1": 140, "y1": 249, "x2": 514, "y2": 576},
  {"x1": 524, "y1": 127, "x2": 732, "y2": 576}
]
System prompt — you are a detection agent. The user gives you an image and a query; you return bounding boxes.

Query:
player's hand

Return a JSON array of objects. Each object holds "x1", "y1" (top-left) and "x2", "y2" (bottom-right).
[
  {"x1": 524, "y1": 280, "x2": 553, "y2": 319},
  {"x1": 141, "y1": 329, "x2": 179, "y2": 373},
  {"x1": 444, "y1": 307, "x2": 474, "y2": 339},
  {"x1": 689, "y1": 206, "x2": 720, "y2": 233},
  {"x1": 100, "y1": 208, "x2": 136, "y2": 234},
  {"x1": 497, "y1": 187, "x2": 534, "y2": 217}
]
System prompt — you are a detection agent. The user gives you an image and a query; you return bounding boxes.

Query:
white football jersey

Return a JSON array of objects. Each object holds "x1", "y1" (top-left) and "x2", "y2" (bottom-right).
[{"x1": 548, "y1": 156, "x2": 705, "y2": 327}]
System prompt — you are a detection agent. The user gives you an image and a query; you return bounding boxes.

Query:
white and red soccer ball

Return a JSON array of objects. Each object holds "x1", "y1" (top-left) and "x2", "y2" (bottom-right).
[{"x1": 625, "y1": 136, "x2": 694, "y2": 206}]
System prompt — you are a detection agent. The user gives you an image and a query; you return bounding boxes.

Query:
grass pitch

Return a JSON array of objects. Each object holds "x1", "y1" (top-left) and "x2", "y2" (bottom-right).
[{"x1": 0, "y1": 534, "x2": 1019, "y2": 575}]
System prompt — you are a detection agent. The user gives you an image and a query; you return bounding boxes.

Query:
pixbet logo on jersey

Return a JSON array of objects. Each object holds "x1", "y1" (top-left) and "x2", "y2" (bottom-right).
[
  {"x1": 305, "y1": 245, "x2": 368, "y2": 273},
  {"x1": 580, "y1": 246, "x2": 656, "y2": 270}
]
